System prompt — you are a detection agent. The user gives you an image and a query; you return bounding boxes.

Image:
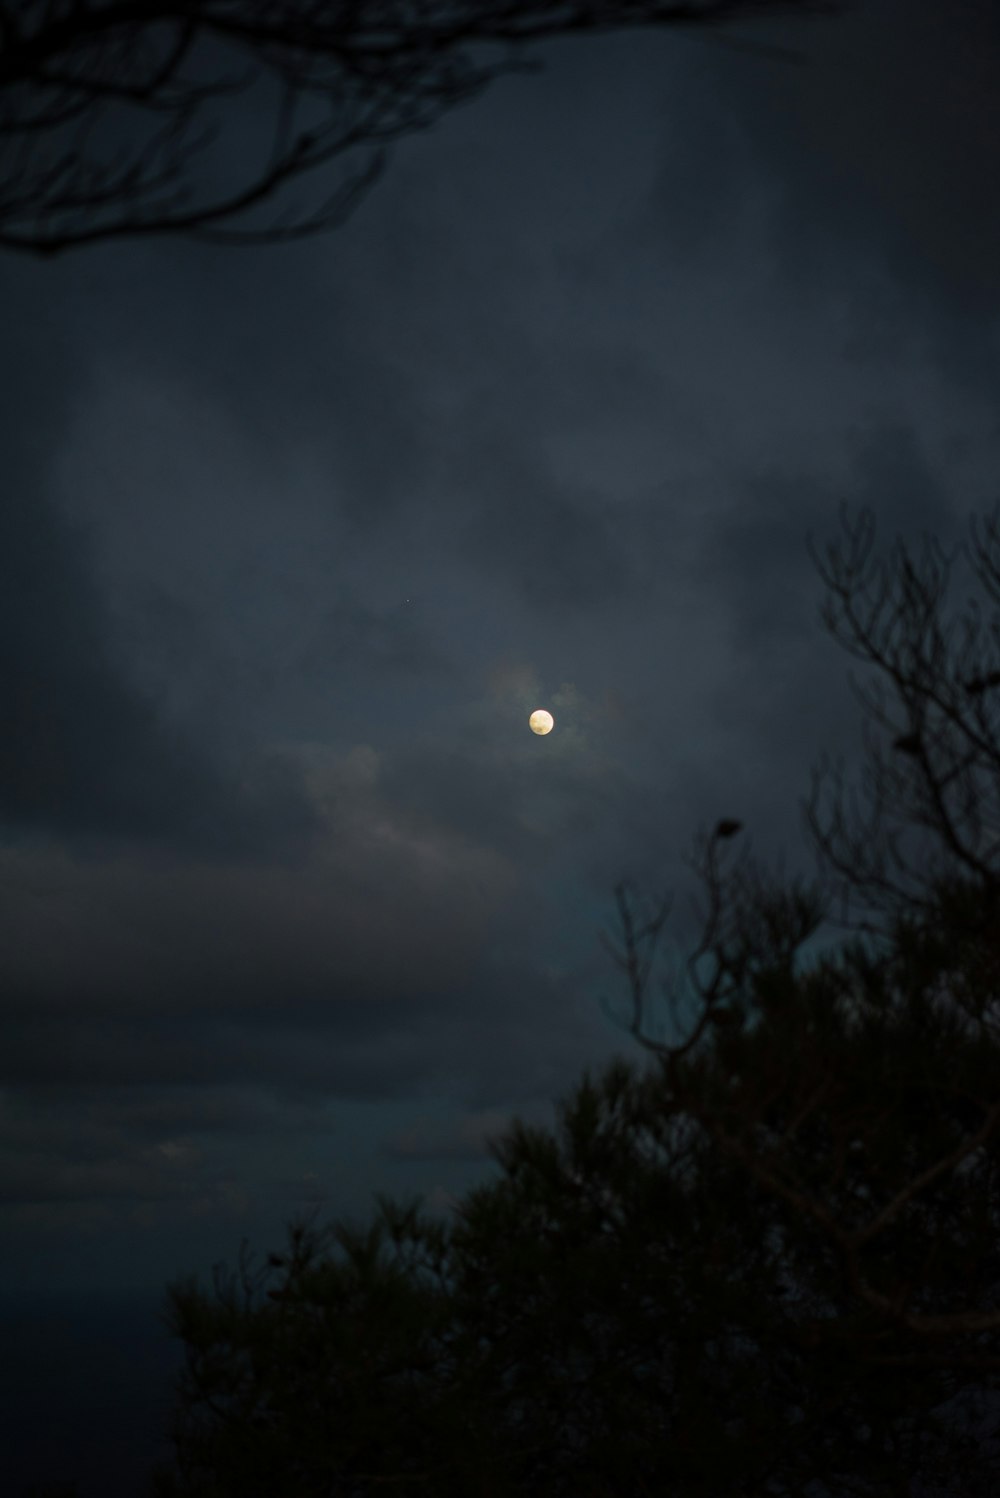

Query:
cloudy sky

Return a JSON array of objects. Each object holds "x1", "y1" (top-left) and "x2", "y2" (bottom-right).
[{"x1": 3, "y1": 0, "x2": 999, "y2": 1351}]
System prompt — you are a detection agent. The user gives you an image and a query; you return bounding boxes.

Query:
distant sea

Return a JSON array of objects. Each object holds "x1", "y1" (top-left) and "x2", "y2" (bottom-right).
[{"x1": 0, "y1": 1288, "x2": 185, "y2": 1498}]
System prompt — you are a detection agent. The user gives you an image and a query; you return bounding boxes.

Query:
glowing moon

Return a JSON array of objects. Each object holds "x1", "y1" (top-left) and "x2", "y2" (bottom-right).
[{"x1": 529, "y1": 708, "x2": 554, "y2": 736}]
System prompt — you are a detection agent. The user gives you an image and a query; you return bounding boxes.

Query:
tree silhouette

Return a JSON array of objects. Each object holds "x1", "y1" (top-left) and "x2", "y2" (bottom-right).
[
  {"x1": 149, "y1": 951, "x2": 998, "y2": 1496},
  {"x1": 149, "y1": 504, "x2": 1000, "y2": 1496},
  {"x1": 802, "y1": 503, "x2": 1000, "y2": 945},
  {"x1": 0, "y1": 1, "x2": 844, "y2": 256}
]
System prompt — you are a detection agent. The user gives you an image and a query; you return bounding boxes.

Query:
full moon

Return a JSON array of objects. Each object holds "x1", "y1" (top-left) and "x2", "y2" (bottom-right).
[{"x1": 529, "y1": 708, "x2": 554, "y2": 736}]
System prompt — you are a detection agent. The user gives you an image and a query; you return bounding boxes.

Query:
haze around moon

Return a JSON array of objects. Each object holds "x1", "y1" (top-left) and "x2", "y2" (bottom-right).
[{"x1": 529, "y1": 709, "x2": 554, "y2": 736}]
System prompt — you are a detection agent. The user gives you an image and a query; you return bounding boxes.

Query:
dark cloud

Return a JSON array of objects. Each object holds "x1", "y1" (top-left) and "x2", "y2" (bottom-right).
[
  {"x1": 0, "y1": 751, "x2": 514, "y2": 1027},
  {"x1": 695, "y1": 419, "x2": 961, "y2": 656},
  {"x1": 0, "y1": 0, "x2": 997, "y2": 1316},
  {"x1": 454, "y1": 435, "x2": 633, "y2": 613},
  {"x1": 646, "y1": 0, "x2": 1000, "y2": 386},
  {"x1": 0, "y1": 311, "x2": 320, "y2": 862},
  {"x1": 298, "y1": 593, "x2": 451, "y2": 679}
]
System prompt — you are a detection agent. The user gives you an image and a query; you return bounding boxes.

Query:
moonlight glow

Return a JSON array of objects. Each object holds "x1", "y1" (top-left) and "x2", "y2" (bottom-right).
[{"x1": 529, "y1": 709, "x2": 554, "y2": 736}]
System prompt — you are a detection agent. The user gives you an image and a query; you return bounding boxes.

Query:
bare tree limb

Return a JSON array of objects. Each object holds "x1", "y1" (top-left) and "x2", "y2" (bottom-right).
[
  {"x1": 597, "y1": 506, "x2": 1000, "y2": 1381},
  {"x1": 0, "y1": 1, "x2": 846, "y2": 254}
]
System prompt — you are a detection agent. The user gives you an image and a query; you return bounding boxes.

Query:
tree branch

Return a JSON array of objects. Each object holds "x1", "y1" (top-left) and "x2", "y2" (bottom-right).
[{"x1": 0, "y1": 0, "x2": 848, "y2": 254}]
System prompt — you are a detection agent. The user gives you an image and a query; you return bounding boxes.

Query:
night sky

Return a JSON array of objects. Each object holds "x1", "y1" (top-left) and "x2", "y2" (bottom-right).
[{"x1": 3, "y1": 1, "x2": 1000, "y2": 1491}]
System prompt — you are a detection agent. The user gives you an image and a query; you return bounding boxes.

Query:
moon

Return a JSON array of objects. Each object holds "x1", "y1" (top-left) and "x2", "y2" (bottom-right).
[{"x1": 529, "y1": 708, "x2": 554, "y2": 736}]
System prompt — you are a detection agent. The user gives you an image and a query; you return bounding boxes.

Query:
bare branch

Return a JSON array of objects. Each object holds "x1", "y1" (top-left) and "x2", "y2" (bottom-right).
[
  {"x1": 804, "y1": 503, "x2": 1000, "y2": 942},
  {"x1": 0, "y1": 0, "x2": 848, "y2": 255},
  {"x1": 601, "y1": 505, "x2": 1000, "y2": 1383}
]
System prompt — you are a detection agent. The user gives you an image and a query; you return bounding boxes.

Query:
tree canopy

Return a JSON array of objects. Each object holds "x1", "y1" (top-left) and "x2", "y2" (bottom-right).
[
  {"x1": 149, "y1": 505, "x2": 1000, "y2": 1497},
  {"x1": 0, "y1": 1, "x2": 844, "y2": 256}
]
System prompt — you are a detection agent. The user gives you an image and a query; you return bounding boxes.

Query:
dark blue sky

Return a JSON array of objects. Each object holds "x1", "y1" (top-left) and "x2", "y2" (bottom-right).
[{"x1": 2, "y1": 1, "x2": 999, "y2": 1488}]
